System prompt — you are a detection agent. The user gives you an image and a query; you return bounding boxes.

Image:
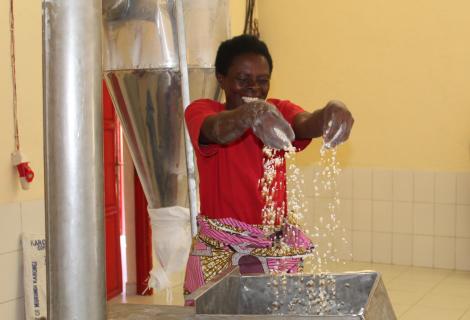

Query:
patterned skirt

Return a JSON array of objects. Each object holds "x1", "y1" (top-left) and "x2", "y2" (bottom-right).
[{"x1": 183, "y1": 215, "x2": 315, "y2": 301}]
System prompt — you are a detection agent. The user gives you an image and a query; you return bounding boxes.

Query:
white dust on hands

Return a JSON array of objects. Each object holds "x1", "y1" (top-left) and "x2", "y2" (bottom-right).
[
  {"x1": 273, "y1": 127, "x2": 294, "y2": 151},
  {"x1": 242, "y1": 96, "x2": 294, "y2": 151}
]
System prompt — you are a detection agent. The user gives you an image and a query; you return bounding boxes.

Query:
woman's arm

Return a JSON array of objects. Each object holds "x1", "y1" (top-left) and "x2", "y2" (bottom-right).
[
  {"x1": 199, "y1": 101, "x2": 295, "y2": 149},
  {"x1": 199, "y1": 103, "x2": 253, "y2": 145},
  {"x1": 292, "y1": 100, "x2": 354, "y2": 146}
]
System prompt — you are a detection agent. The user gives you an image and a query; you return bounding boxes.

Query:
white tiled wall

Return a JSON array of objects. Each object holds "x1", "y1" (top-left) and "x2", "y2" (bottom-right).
[
  {"x1": 302, "y1": 167, "x2": 470, "y2": 271},
  {"x1": 1, "y1": 170, "x2": 468, "y2": 320},
  {"x1": 0, "y1": 199, "x2": 45, "y2": 320}
]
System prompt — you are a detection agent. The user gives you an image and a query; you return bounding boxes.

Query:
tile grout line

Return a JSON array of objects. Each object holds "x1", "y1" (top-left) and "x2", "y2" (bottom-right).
[
  {"x1": 19, "y1": 200, "x2": 23, "y2": 235},
  {"x1": 391, "y1": 174, "x2": 396, "y2": 265},
  {"x1": 370, "y1": 169, "x2": 373, "y2": 263},
  {"x1": 0, "y1": 296, "x2": 23, "y2": 305},
  {"x1": 454, "y1": 173, "x2": 458, "y2": 272},
  {"x1": 0, "y1": 249, "x2": 22, "y2": 256},
  {"x1": 457, "y1": 306, "x2": 470, "y2": 320},
  {"x1": 408, "y1": 171, "x2": 414, "y2": 267},
  {"x1": 398, "y1": 269, "x2": 455, "y2": 318}
]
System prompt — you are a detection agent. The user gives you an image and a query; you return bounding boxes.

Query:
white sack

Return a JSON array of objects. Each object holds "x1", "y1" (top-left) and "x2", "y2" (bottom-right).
[
  {"x1": 148, "y1": 206, "x2": 191, "y2": 291},
  {"x1": 22, "y1": 233, "x2": 47, "y2": 320}
]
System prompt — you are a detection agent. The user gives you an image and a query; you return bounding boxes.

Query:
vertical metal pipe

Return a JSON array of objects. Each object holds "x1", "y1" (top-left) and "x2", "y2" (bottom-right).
[
  {"x1": 43, "y1": 1, "x2": 106, "y2": 319},
  {"x1": 175, "y1": 0, "x2": 199, "y2": 237}
]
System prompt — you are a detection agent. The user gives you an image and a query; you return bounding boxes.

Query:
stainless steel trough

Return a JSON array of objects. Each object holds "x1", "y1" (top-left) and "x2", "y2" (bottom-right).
[
  {"x1": 108, "y1": 268, "x2": 396, "y2": 320},
  {"x1": 188, "y1": 268, "x2": 396, "y2": 319}
]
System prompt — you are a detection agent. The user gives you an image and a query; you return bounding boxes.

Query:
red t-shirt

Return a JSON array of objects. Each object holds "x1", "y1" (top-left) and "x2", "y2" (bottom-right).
[{"x1": 185, "y1": 98, "x2": 311, "y2": 225}]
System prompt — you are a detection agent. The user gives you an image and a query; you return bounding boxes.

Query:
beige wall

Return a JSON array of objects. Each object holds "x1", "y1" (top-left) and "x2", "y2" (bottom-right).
[
  {"x1": 258, "y1": 0, "x2": 470, "y2": 171},
  {"x1": 256, "y1": 0, "x2": 470, "y2": 270},
  {"x1": 0, "y1": 0, "x2": 43, "y2": 203},
  {"x1": 229, "y1": 0, "x2": 247, "y2": 36},
  {"x1": 0, "y1": 2, "x2": 45, "y2": 317}
]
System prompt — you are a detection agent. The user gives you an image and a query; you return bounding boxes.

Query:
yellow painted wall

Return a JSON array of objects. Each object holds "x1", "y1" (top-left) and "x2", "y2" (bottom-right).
[
  {"x1": 0, "y1": 1, "x2": 245, "y2": 205},
  {"x1": 229, "y1": 0, "x2": 247, "y2": 36},
  {"x1": 0, "y1": 0, "x2": 43, "y2": 203},
  {"x1": 258, "y1": 0, "x2": 470, "y2": 171},
  {"x1": 2, "y1": 0, "x2": 468, "y2": 205}
]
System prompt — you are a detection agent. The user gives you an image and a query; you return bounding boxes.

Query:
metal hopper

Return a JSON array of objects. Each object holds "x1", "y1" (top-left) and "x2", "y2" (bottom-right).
[
  {"x1": 108, "y1": 267, "x2": 396, "y2": 319},
  {"x1": 187, "y1": 267, "x2": 397, "y2": 319},
  {"x1": 102, "y1": 0, "x2": 229, "y2": 232}
]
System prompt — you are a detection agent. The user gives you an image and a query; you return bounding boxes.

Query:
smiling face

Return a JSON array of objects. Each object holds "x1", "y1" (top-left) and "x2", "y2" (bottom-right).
[{"x1": 216, "y1": 53, "x2": 271, "y2": 110}]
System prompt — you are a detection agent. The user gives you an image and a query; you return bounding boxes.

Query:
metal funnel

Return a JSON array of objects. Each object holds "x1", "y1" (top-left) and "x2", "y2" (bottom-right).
[
  {"x1": 108, "y1": 267, "x2": 397, "y2": 319},
  {"x1": 188, "y1": 268, "x2": 397, "y2": 319},
  {"x1": 102, "y1": 0, "x2": 229, "y2": 209}
]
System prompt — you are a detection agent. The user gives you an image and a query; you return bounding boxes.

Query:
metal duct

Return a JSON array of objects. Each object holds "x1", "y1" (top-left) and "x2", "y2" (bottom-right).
[
  {"x1": 102, "y1": 0, "x2": 229, "y2": 235},
  {"x1": 43, "y1": 0, "x2": 106, "y2": 319}
]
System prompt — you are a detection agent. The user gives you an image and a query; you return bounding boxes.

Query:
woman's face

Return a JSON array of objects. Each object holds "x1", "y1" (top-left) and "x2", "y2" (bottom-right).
[{"x1": 216, "y1": 53, "x2": 271, "y2": 109}]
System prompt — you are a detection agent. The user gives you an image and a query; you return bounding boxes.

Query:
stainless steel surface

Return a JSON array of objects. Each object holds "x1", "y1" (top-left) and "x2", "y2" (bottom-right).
[
  {"x1": 363, "y1": 274, "x2": 396, "y2": 320},
  {"x1": 102, "y1": 0, "x2": 130, "y2": 20},
  {"x1": 108, "y1": 303, "x2": 357, "y2": 319},
  {"x1": 107, "y1": 270, "x2": 396, "y2": 319},
  {"x1": 102, "y1": 0, "x2": 229, "y2": 70},
  {"x1": 103, "y1": 0, "x2": 162, "y2": 21},
  {"x1": 175, "y1": 0, "x2": 198, "y2": 236},
  {"x1": 102, "y1": 0, "x2": 228, "y2": 217},
  {"x1": 189, "y1": 268, "x2": 396, "y2": 319},
  {"x1": 102, "y1": 0, "x2": 179, "y2": 70},
  {"x1": 43, "y1": 1, "x2": 106, "y2": 319},
  {"x1": 104, "y1": 68, "x2": 219, "y2": 209},
  {"x1": 182, "y1": 0, "x2": 230, "y2": 67}
]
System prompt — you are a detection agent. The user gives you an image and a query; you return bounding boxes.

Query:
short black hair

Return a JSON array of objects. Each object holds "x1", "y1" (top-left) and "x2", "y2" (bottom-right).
[{"x1": 215, "y1": 34, "x2": 273, "y2": 76}]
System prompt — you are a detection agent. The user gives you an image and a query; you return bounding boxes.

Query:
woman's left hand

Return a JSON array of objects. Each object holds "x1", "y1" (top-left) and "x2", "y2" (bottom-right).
[{"x1": 321, "y1": 100, "x2": 354, "y2": 148}]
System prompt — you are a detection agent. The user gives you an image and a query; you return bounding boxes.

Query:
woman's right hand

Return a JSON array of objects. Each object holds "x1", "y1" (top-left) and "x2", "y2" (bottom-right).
[{"x1": 241, "y1": 100, "x2": 295, "y2": 150}]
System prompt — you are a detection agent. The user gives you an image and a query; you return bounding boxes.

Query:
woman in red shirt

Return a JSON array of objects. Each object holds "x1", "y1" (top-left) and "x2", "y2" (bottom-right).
[{"x1": 184, "y1": 35, "x2": 353, "y2": 297}]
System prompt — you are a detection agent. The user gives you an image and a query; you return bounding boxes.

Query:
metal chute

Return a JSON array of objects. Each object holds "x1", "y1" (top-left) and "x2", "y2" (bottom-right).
[{"x1": 102, "y1": 0, "x2": 229, "y2": 235}]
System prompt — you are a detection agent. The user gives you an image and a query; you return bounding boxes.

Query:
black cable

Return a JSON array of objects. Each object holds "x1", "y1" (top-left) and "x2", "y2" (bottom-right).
[
  {"x1": 243, "y1": 0, "x2": 259, "y2": 37},
  {"x1": 243, "y1": 0, "x2": 251, "y2": 34}
]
